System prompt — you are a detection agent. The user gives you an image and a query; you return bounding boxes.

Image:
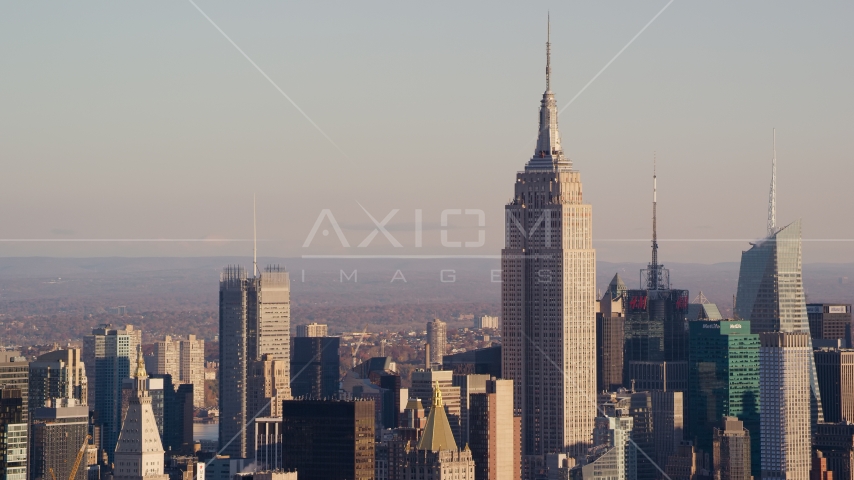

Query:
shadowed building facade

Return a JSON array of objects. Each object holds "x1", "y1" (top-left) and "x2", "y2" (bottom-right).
[{"x1": 280, "y1": 399, "x2": 375, "y2": 480}]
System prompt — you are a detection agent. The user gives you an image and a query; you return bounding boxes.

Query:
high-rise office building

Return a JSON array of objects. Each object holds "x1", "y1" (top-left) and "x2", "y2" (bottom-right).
[
  {"x1": 0, "y1": 351, "x2": 30, "y2": 424},
  {"x1": 443, "y1": 346, "x2": 502, "y2": 378},
  {"x1": 402, "y1": 386, "x2": 476, "y2": 480},
  {"x1": 735, "y1": 220, "x2": 825, "y2": 425},
  {"x1": 296, "y1": 323, "x2": 328, "y2": 338},
  {"x1": 814, "y1": 348, "x2": 854, "y2": 423},
  {"x1": 30, "y1": 398, "x2": 89, "y2": 480},
  {"x1": 152, "y1": 335, "x2": 205, "y2": 407},
  {"x1": 813, "y1": 422, "x2": 854, "y2": 480},
  {"x1": 687, "y1": 320, "x2": 760, "y2": 476},
  {"x1": 113, "y1": 349, "x2": 168, "y2": 480},
  {"x1": 651, "y1": 390, "x2": 684, "y2": 469},
  {"x1": 146, "y1": 374, "x2": 193, "y2": 454},
  {"x1": 598, "y1": 390, "x2": 653, "y2": 479},
  {"x1": 427, "y1": 319, "x2": 447, "y2": 369},
  {"x1": 622, "y1": 165, "x2": 690, "y2": 394},
  {"x1": 219, "y1": 265, "x2": 292, "y2": 458},
  {"x1": 469, "y1": 379, "x2": 519, "y2": 480},
  {"x1": 759, "y1": 332, "x2": 812, "y2": 480},
  {"x1": 290, "y1": 336, "x2": 339, "y2": 400},
  {"x1": 501, "y1": 24, "x2": 597, "y2": 464},
  {"x1": 570, "y1": 415, "x2": 636, "y2": 480},
  {"x1": 28, "y1": 348, "x2": 88, "y2": 411},
  {"x1": 453, "y1": 373, "x2": 490, "y2": 446},
  {"x1": 83, "y1": 323, "x2": 141, "y2": 460},
  {"x1": 249, "y1": 354, "x2": 290, "y2": 419},
  {"x1": 597, "y1": 280, "x2": 625, "y2": 392},
  {"x1": 712, "y1": 417, "x2": 751, "y2": 480},
  {"x1": 0, "y1": 387, "x2": 26, "y2": 480},
  {"x1": 410, "y1": 369, "x2": 462, "y2": 444},
  {"x1": 280, "y1": 399, "x2": 375, "y2": 480},
  {"x1": 808, "y1": 304, "x2": 852, "y2": 346}
]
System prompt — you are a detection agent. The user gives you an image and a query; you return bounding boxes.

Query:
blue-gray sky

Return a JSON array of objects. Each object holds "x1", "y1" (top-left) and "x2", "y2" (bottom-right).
[{"x1": 1, "y1": 1, "x2": 852, "y2": 263}]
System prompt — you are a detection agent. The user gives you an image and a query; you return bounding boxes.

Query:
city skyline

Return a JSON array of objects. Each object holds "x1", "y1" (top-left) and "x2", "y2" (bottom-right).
[{"x1": 0, "y1": 2, "x2": 852, "y2": 263}]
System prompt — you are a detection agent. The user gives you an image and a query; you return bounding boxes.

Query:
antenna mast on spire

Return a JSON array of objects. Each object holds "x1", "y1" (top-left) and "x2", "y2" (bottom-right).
[
  {"x1": 643, "y1": 153, "x2": 669, "y2": 291},
  {"x1": 767, "y1": 128, "x2": 777, "y2": 236},
  {"x1": 253, "y1": 194, "x2": 258, "y2": 278},
  {"x1": 652, "y1": 153, "x2": 658, "y2": 270},
  {"x1": 546, "y1": 13, "x2": 551, "y2": 92}
]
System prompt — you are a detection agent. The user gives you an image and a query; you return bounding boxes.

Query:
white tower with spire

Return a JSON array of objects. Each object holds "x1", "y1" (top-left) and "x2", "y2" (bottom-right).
[
  {"x1": 113, "y1": 346, "x2": 168, "y2": 480},
  {"x1": 502, "y1": 15, "x2": 597, "y2": 464}
]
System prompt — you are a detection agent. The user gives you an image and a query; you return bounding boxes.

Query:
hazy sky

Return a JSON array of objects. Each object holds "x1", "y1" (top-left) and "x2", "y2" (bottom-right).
[{"x1": 1, "y1": 1, "x2": 852, "y2": 264}]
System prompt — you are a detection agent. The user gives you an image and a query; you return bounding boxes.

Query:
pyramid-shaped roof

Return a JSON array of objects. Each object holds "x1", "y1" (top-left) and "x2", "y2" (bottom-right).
[{"x1": 416, "y1": 382, "x2": 458, "y2": 452}]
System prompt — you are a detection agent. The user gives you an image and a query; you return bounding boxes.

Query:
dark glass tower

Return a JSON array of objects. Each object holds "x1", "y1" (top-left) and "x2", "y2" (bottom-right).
[
  {"x1": 623, "y1": 163, "x2": 690, "y2": 391},
  {"x1": 687, "y1": 320, "x2": 760, "y2": 477}
]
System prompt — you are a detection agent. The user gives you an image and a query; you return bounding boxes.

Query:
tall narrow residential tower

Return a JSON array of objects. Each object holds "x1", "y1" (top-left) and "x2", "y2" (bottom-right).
[{"x1": 501, "y1": 19, "x2": 597, "y2": 463}]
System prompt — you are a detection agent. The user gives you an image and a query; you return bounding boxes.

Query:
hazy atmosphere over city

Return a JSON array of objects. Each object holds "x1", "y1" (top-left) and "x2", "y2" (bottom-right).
[{"x1": 2, "y1": 2, "x2": 854, "y2": 480}]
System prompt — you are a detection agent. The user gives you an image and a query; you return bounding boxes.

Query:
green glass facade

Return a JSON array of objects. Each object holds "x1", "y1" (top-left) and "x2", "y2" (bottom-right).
[{"x1": 688, "y1": 320, "x2": 760, "y2": 477}]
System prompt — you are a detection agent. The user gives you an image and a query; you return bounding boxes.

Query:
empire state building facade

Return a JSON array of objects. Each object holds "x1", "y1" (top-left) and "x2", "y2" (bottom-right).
[{"x1": 501, "y1": 28, "x2": 597, "y2": 463}]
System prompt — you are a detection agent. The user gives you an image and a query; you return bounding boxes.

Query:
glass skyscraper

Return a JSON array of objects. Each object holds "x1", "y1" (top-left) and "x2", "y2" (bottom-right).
[
  {"x1": 734, "y1": 219, "x2": 824, "y2": 424},
  {"x1": 687, "y1": 320, "x2": 760, "y2": 477}
]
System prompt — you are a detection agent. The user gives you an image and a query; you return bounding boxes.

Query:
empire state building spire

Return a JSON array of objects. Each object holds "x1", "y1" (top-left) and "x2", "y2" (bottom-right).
[{"x1": 528, "y1": 15, "x2": 571, "y2": 171}]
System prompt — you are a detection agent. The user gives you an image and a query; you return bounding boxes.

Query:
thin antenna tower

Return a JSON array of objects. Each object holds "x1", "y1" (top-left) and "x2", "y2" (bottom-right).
[
  {"x1": 652, "y1": 153, "x2": 658, "y2": 270},
  {"x1": 767, "y1": 128, "x2": 777, "y2": 236},
  {"x1": 546, "y1": 13, "x2": 551, "y2": 92},
  {"x1": 253, "y1": 194, "x2": 258, "y2": 278}
]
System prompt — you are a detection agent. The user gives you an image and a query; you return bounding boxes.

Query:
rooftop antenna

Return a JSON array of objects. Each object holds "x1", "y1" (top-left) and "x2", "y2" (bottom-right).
[
  {"x1": 767, "y1": 128, "x2": 777, "y2": 236},
  {"x1": 253, "y1": 194, "x2": 258, "y2": 278},
  {"x1": 652, "y1": 153, "x2": 658, "y2": 271},
  {"x1": 546, "y1": 12, "x2": 551, "y2": 92}
]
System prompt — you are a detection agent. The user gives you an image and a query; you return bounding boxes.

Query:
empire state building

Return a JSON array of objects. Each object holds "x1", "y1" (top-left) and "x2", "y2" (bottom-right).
[{"x1": 501, "y1": 23, "x2": 597, "y2": 464}]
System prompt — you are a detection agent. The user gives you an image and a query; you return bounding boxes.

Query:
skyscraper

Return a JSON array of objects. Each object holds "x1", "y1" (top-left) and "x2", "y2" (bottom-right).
[
  {"x1": 759, "y1": 332, "x2": 812, "y2": 480},
  {"x1": 152, "y1": 335, "x2": 205, "y2": 407},
  {"x1": 30, "y1": 398, "x2": 89, "y2": 480},
  {"x1": 426, "y1": 319, "x2": 447, "y2": 369},
  {"x1": 113, "y1": 348, "x2": 168, "y2": 480},
  {"x1": 735, "y1": 220, "x2": 825, "y2": 425},
  {"x1": 687, "y1": 320, "x2": 760, "y2": 476},
  {"x1": 622, "y1": 163, "x2": 690, "y2": 392},
  {"x1": 0, "y1": 387, "x2": 26, "y2": 480},
  {"x1": 596, "y1": 280, "x2": 625, "y2": 392},
  {"x1": 0, "y1": 351, "x2": 30, "y2": 424},
  {"x1": 712, "y1": 417, "x2": 751, "y2": 480},
  {"x1": 280, "y1": 399, "x2": 375, "y2": 480},
  {"x1": 402, "y1": 386, "x2": 476, "y2": 480},
  {"x1": 469, "y1": 379, "x2": 519, "y2": 480},
  {"x1": 290, "y1": 336, "x2": 340, "y2": 400},
  {"x1": 814, "y1": 348, "x2": 854, "y2": 423},
  {"x1": 219, "y1": 265, "x2": 292, "y2": 458},
  {"x1": 28, "y1": 348, "x2": 88, "y2": 411},
  {"x1": 501, "y1": 20, "x2": 597, "y2": 463},
  {"x1": 83, "y1": 324, "x2": 141, "y2": 460},
  {"x1": 808, "y1": 303, "x2": 852, "y2": 346}
]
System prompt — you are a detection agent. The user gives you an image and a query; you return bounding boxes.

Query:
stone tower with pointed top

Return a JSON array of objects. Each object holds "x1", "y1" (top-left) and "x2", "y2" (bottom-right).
[
  {"x1": 501, "y1": 18, "x2": 597, "y2": 465},
  {"x1": 113, "y1": 347, "x2": 168, "y2": 480}
]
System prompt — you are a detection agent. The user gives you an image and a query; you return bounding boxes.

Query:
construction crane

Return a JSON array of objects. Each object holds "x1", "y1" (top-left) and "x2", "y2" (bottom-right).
[
  {"x1": 48, "y1": 468, "x2": 58, "y2": 480},
  {"x1": 67, "y1": 434, "x2": 91, "y2": 480}
]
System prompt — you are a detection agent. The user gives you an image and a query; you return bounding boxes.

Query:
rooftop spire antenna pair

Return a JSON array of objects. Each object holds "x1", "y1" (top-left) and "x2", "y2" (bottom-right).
[{"x1": 253, "y1": 194, "x2": 258, "y2": 278}]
